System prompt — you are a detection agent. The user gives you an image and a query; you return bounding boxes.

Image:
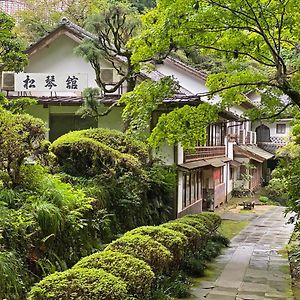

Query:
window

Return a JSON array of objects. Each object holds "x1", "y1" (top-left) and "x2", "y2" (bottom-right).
[
  {"x1": 230, "y1": 167, "x2": 234, "y2": 180},
  {"x1": 213, "y1": 167, "x2": 224, "y2": 185},
  {"x1": 183, "y1": 170, "x2": 202, "y2": 209},
  {"x1": 276, "y1": 124, "x2": 286, "y2": 134}
]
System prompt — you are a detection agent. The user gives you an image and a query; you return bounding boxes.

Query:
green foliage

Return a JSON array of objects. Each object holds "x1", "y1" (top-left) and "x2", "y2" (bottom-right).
[
  {"x1": 27, "y1": 212, "x2": 225, "y2": 299},
  {"x1": 3, "y1": 97, "x2": 38, "y2": 114},
  {"x1": 0, "y1": 12, "x2": 28, "y2": 71},
  {"x1": 27, "y1": 268, "x2": 129, "y2": 300},
  {"x1": 173, "y1": 217, "x2": 209, "y2": 237},
  {"x1": 185, "y1": 212, "x2": 222, "y2": 232},
  {"x1": 160, "y1": 222, "x2": 201, "y2": 249},
  {"x1": 119, "y1": 77, "x2": 180, "y2": 141},
  {"x1": 152, "y1": 272, "x2": 190, "y2": 299},
  {"x1": 129, "y1": 0, "x2": 300, "y2": 141},
  {"x1": 51, "y1": 129, "x2": 175, "y2": 232},
  {"x1": 73, "y1": 250, "x2": 155, "y2": 297},
  {"x1": 0, "y1": 251, "x2": 26, "y2": 300},
  {"x1": 124, "y1": 226, "x2": 188, "y2": 263},
  {"x1": 0, "y1": 109, "x2": 46, "y2": 187},
  {"x1": 149, "y1": 103, "x2": 219, "y2": 149},
  {"x1": 16, "y1": 0, "x2": 100, "y2": 43},
  {"x1": 105, "y1": 233, "x2": 173, "y2": 272},
  {"x1": 76, "y1": 0, "x2": 141, "y2": 94},
  {"x1": 51, "y1": 129, "x2": 143, "y2": 177},
  {"x1": 0, "y1": 164, "x2": 114, "y2": 299}
]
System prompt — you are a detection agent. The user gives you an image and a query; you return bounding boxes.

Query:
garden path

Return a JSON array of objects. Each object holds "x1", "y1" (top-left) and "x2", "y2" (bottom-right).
[{"x1": 189, "y1": 207, "x2": 295, "y2": 300}]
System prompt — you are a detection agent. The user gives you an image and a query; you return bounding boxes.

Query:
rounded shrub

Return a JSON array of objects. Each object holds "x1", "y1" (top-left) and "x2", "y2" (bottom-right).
[
  {"x1": 73, "y1": 250, "x2": 155, "y2": 298},
  {"x1": 160, "y1": 222, "x2": 202, "y2": 249},
  {"x1": 105, "y1": 234, "x2": 172, "y2": 273},
  {"x1": 198, "y1": 212, "x2": 222, "y2": 231},
  {"x1": 27, "y1": 268, "x2": 128, "y2": 300},
  {"x1": 173, "y1": 218, "x2": 209, "y2": 238},
  {"x1": 124, "y1": 226, "x2": 188, "y2": 263},
  {"x1": 50, "y1": 130, "x2": 142, "y2": 177},
  {"x1": 182, "y1": 213, "x2": 219, "y2": 233},
  {"x1": 81, "y1": 128, "x2": 149, "y2": 163}
]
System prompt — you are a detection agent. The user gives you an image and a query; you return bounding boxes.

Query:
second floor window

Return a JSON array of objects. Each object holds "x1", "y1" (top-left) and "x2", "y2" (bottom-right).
[{"x1": 276, "y1": 124, "x2": 286, "y2": 134}]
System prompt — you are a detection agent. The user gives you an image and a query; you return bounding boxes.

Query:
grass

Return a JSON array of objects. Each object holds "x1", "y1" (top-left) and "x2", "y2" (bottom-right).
[{"x1": 218, "y1": 220, "x2": 249, "y2": 240}]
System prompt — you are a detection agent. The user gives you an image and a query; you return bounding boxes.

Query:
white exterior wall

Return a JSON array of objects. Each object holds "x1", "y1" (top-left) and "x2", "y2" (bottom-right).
[
  {"x1": 156, "y1": 62, "x2": 208, "y2": 95},
  {"x1": 24, "y1": 35, "x2": 114, "y2": 97},
  {"x1": 252, "y1": 120, "x2": 291, "y2": 139}
]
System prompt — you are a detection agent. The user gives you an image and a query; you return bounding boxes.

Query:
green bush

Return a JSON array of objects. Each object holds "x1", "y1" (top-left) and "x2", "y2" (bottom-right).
[
  {"x1": 105, "y1": 233, "x2": 172, "y2": 273},
  {"x1": 27, "y1": 268, "x2": 129, "y2": 300},
  {"x1": 124, "y1": 226, "x2": 188, "y2": 263},
  {"x1": 73, "y1": 250, "x2": 155, "y2": 297},
  {"x1": 172, "y1": 218, "x2": 209, "y2": 238},
  {"x1": 81, "y1": 128, "x2": 149, "y2": 163},
  {"x1": 259, "y1": 196, "x2": 270, "y2": 203},
  {"x1": 160, "y1": 222, "x2": 201, "y2": 249},
  {"x1": 183, "y1": 213, "x2": 221, "y2": 232}
]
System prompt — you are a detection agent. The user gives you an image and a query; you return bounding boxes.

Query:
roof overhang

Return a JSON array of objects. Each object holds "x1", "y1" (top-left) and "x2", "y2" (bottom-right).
[
  {"x1": 230, "y1": 160, "x2": 242, "y2": 168},
  {"x1": 234, "y1": 145, "x2": 274, "y2": 163},
  {"x1": 178, "y1": 157, "x2": 231, "y2": 171}
]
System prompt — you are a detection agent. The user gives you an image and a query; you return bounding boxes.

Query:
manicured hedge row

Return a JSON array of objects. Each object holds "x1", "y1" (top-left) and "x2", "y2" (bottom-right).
[
  {"x1": 73, "y1": 251, "x2": 154, "y2": 298},
  {"x1": 28, "y1": 213, "x2": 223, "y2": 300}
]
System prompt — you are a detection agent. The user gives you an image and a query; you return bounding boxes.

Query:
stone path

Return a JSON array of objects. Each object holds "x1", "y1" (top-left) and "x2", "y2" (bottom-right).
[{"x1": 190, "y1": 207, "x2": 295, "y2": 300}]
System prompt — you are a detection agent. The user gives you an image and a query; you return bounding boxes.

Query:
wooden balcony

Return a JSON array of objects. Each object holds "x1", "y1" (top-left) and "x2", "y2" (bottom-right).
[
  {"x1": 238, "y1": 130, "x2": 257, "y2": 145},
  {"x1": 184, "y1": 146, "x2": 226, "y2": 162}
]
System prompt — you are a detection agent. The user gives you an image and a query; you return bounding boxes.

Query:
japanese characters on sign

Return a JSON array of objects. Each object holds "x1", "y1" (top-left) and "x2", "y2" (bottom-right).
[{"x1": 15, "y1": 73, "x2": 88, "y2": 92}]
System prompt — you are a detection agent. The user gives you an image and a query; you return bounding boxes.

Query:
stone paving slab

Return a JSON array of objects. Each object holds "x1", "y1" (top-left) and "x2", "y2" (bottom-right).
[{"x1": 188, "y1": 207, "x2": 295, "y2": 300}]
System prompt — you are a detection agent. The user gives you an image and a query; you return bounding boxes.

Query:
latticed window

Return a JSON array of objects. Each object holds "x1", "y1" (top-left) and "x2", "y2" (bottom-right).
[{"x1": 276, "y1": 124, "x2": 286, "y2": 134}]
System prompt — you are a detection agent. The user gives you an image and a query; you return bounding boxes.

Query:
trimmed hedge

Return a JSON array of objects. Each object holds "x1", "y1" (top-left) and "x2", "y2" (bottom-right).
[
  {"x1": 27, "y1": 268, "x2": 128, "y2": 300},
  {"x1": 124, "y1": 226, "x2": 188, "y2": 263},
  {"x1": 105, "y1": 233, "x2": 173, "y2": 273},
  {"x1": 73, "y1": 250, "x2": 154, "y2": 297},
  {"x1": 160, "y1": 222, "x2": 201, "y2": 249},
  {"x1": 173, "y1": 218, "x2": 209, "y2": 237},
  {"x1": 81, "y1": 128, "x2": 149, "y2": 163},
  {"x1": 28, "y1": 212, "x2": 225, "y2": 299},
  {"x1": 50, "y1": 130, "x2": 143, "y2": 177},
  {"x1": 184, "y1": 212, "x2": 221, "y2": 232}
]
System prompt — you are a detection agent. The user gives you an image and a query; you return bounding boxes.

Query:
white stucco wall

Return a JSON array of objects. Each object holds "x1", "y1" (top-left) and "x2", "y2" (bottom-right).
[
  {"x1": 156, "y1": 61, "x2": 208, "y2": 95},
  {"x1": 252, "y1": 120, "x2": 291, "y2": 139},
  {"x1": 24, "y1": 34, "x2": 115, "y2": 97}
]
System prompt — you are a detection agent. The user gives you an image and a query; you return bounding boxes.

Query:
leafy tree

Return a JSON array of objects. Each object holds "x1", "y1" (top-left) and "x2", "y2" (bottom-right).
[
  {"x1": 119, "y1": 76, "x2": 179, "y2": 141},
  {"x1": 270, "y1": 118, "x2": 300, "y2": 212},
  {"x1": 16, "y1": 0, "x2": 98, "y2": 43},
  {"x1": 129, "y1": 0, "x2": 156, "y2": 12},
  {"x1": 127, "y1": 0, "x2": 300, "y2": 147},
  {"x1": 0, "y1": 108, "x2": 46, "y2": 187},
  {"x1": 75, "y1": 1, "x2": 148, "y2": 120},
  {"x1": 0, "y1": 12, "x2": 27, "y2": 71},
  {"x1": 76, "y1": 1, "x2": 141, "y2": 94}
]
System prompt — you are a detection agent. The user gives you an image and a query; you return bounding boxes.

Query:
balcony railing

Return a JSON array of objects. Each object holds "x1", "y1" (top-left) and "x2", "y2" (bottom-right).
[
  {"x1": 238, "y1": 130, "x2": 256, "y2": 145},
  {"x1": 184, "y1": 146, "x2": 226, "y2": 162}
]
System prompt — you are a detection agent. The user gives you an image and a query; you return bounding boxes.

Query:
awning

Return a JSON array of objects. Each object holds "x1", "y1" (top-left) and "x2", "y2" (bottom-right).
[
  {"x1": 178, "y1": 156, "x2": 231, "y2": 171},
  {"x1": 206, "y1": 158, "x2": 226, "y2": 168},
  {"x1": 178, "y1": 160, "x2": 211, "y2": 171},
  {"x1": 230, "y1": 160, "x2": 242, "y2": 168},
  {"x1": 234, "y1": 145, "x2": 274, "y2": 163}
]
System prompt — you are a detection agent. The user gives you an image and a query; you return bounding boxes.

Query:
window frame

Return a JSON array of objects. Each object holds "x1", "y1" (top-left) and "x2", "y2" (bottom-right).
[{"x1": 276, "y1": 123, "x2": 286, "y2": 134}]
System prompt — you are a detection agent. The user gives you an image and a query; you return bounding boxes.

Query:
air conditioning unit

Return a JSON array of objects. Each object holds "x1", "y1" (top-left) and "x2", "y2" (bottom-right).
[
  {"x1": 2, "y1": 71, "x2": 15, "y2": 91},
  {"x1": 100, "y1": 69, "x2": 114, "y2": 83}
]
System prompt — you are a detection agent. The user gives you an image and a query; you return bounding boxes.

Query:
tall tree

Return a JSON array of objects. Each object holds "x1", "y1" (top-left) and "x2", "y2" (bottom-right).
[
  {"x1": 16, "y1": 0, "x2": 98, "y2": 43},
  {"x1": 76, "y1": 0, "x2": 141, "y2": 94},
  {"x1": 76, "y1": 1, "x2": 144, "y2": 120},
  {"x1": 126, "y1": 0, "x2": 300, "y2": 148},
  {"x1": 0, "y1": 12, "x2": 27, "y2": 72}
]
